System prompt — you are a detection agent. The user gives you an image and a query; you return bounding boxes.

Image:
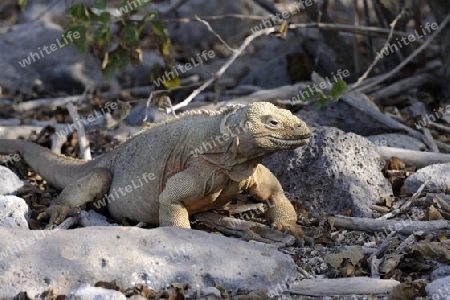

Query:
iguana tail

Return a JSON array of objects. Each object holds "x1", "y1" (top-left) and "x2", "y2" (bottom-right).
[{"x1": 0, "y1": 139, "x2": 93, "y2": 189}]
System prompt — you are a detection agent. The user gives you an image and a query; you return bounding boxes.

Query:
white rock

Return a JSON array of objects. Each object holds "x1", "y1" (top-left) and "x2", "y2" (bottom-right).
[
  {"x1": 67, "y1": 284, "x2": 126, "y2": 300},
  {"x1": 79, "y1": 210, "x2": 117, "y2": 227},
  {"x1": 0, "y1": 226, "x2": 297, "y2": 298},
  {"x1": 426, "y1": 276, "x2": 450, "y2": 300},
  {"x1": 0, "y1": 195, "x2": 28, "y2": 229},
  {"x1": 0, "y1": 165, "x2": 24, "y2": 195},
  {"x1": 405, "y1": 163, "x2": 450, "y2": 194}
]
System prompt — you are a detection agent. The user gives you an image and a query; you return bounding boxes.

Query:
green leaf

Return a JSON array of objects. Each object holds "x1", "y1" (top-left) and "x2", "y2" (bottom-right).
[
  {"x1": 331, "y1": 79, "x2": 348, "y2": 99},
  {"x1": 64, "y1": 24, "x2": 87, "y2": 53},
  {"x1": 151, "y1": 20, "x2": 166, "y2": 35},
  {"x1": 86, "y1": 7, "x2": 101, "y2": 22},
  {"x1": 301, "y1": 87, "x2": 319, "y2": 102},
  {"x1": 18, "y1": 0, "x2": 27, "y2": 12},
  {"x1": 142, "y1": 12, "x2": 157, "y2": 23},
  {"x1": 313, "y1": 97, "x2": 331, "y2": 109},
  {"x1": 117, "y1": 1, "x2": 131, "y2": 17},
  {"x1": 93, "y1": 27, "x2": 110, "y2": 46},
  {"x1": 102, "y1": 47, "x2": 130, "y2": 80},
  {"x1": 150, "y1": 20, "x2": 171, "y2": 56},
  {"x1": 163, "y1": 75, "x2": 180, "y2": 90},
  {"x1": 137, "y1": 12, "x2": 157, "y2": 32},
  {"x1": 121, "y1": 23, "x2": 140, "y2": 48},
  {"x1": 93, "y1": 0, "x2": 106, "y2": 10},
  {"x1": 313, "y1": 101, "x2": 323, "y2": 110},
  {"x1": 100, "y1": 12, "x2": 111, "y2": 24},
  {"x1": 68, "y1": 4, "x2": 89, "y2": 21}
]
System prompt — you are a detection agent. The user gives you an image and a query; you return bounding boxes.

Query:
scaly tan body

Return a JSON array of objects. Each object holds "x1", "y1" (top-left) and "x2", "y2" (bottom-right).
[{"x1": 0, "y1": 102, "x2": 311, "y2": 240}]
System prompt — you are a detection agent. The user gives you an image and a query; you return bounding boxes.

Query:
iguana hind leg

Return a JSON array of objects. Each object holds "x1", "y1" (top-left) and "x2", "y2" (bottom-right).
[{"x1": 38, "y1": 168, "x2": 112, "y2": 227}]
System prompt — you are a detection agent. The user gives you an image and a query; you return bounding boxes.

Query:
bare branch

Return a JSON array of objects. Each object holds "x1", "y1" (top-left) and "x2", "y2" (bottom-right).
[
  {"x1": 161, "y1": 16, "x2": 423, "y2": 39},
  {"x1": 355, "y1": 12, "x2": 450, "y2": 93},
  {"x1": 350, "y1": 9, "x2": 406, "y2": 91},
  {"x1": 167, "y1": 25, "x2": 276, "y2": 114},
  {"x1": 195, "y1": 15, "x2": 235, "y2": 51}
]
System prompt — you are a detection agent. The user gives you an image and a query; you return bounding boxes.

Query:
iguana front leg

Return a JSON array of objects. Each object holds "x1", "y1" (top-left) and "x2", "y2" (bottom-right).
[
  {"x1": 159, "y1": 170, "x2": 203, "y2": 228},
  {"x1": 248, "y1": 164, "x2": 313, "y2": 246},
  {"x1": 38, "y1": 168, "x2": 112, "y2": 227}
]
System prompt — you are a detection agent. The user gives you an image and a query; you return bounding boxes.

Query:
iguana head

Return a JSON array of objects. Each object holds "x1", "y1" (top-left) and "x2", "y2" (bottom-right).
[{"x1": 222, "y1": 102, "x2": 310, "y2": 155}]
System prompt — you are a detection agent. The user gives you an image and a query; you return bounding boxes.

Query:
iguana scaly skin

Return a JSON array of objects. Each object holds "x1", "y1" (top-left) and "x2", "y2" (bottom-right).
[{"x1": 0, "y1": 102, "x2": 311, "y2": 240}]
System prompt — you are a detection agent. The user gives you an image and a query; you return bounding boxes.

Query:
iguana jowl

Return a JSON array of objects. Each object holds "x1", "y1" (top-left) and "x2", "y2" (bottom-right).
[{"x1": 0, "y1": 102, "x2": 310, "y2": 239}]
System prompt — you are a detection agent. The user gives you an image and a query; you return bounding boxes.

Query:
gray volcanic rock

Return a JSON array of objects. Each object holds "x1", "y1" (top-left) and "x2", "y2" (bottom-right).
[
  {"x1": 405, "y1": 163, "x2": 450, "y2": 194},
  {"x1": 0, "y1": 226, "x2": 297, "y2": 298},
  {"x1": 296, "y1": 100, "x2": 397, "y2": 137},
  {"x1": 263, "y1": 126, "x2": 392, "y2": 217},
  {"x1": 160, "y1": 1, "x2": 267, "y2": 47},
  {"x1": 0, "y1": 22, "x2": 102, "y2": 96}
]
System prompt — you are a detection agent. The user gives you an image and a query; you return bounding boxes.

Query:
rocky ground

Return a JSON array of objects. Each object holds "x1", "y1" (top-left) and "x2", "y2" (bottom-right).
[{"x1": 1, "y1": 0, "x2": 450, "y2": 299}]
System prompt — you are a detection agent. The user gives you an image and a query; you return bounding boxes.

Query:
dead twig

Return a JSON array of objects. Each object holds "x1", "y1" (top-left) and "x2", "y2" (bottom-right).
[
  {"x1": 421, "y1": 128, "x2": 439, "y2": 153},
  {"x1": 429, "y1": 122, "x2": 450, "y2": 134},
  {"x1": 288, "y1": 278, "x2": 400, "y2": 296},
  {"x1": 193, "y1": 211, "x2": 295, "y2": 246},
  {"x1": 377, "y1": 146, "x2": 450, "y2": 168},
  {"x1": 371, "y1": 73, "x2": 437, "y2": 99},
  {"x1": 333, "y1": 215, "x2": 450, "y2": 235},
  {"x1": 369, "y1": 231, "x2": 396, "y2": 278},
  {"x1": 162, "y1": 16, "x2": 433, "y2": 40},
  {"x1": 66, "y1": 102, "x2": 91, "y2": 160},
  {"x1": 377, "y1": 176, "x2": 430, "y2": 220}
]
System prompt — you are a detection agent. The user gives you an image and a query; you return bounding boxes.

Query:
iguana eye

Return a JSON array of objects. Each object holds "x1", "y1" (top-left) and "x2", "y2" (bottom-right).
[{"x1": 270, "y1": 119, "x2": 279, "y2": 126}]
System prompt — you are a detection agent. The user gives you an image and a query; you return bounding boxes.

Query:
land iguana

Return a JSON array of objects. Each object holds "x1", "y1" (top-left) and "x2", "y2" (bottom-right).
[{"x1": 0, "y1": 102, "x2": 311, "y2": 242}]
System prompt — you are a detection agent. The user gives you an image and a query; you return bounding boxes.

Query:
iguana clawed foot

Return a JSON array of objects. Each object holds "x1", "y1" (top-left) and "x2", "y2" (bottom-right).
[
  {"x1": 37, "y1": 204, "x2": 81, "y2": 229},
  {"x1": 271, "y1": 221, "x2": 314, "y2": 247}
]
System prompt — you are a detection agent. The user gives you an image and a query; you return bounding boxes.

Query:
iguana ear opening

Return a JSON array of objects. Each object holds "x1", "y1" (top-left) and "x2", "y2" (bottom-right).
[
  {"x1": 220, "y1": 106, "x2": 248, "y2": 137},
  {"x1": 220, "y1": 111, "x2": 237, "y2": 136},
  {"x1": 220, "y1": 114, "x2": 230, "y2": 136}
]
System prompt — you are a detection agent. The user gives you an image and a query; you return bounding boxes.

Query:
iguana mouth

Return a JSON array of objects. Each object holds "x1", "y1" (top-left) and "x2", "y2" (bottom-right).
[{"x1": 269, "y1": 133, "x2": 311, "y2": 147}]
